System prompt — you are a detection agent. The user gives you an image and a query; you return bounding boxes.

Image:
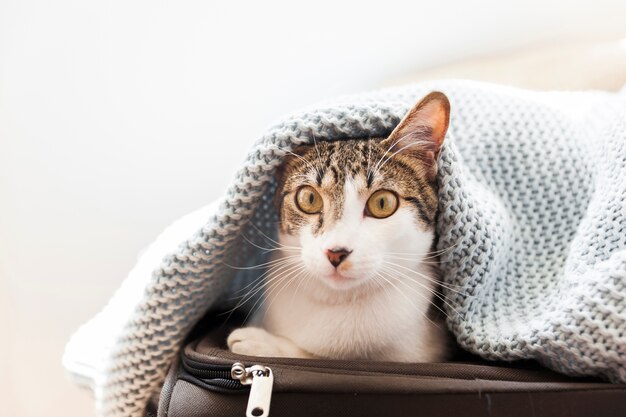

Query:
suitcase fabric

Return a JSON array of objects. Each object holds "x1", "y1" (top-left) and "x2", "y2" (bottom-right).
[{"x1": 153, "y1": 316, "x2": 626, "y2": 417}]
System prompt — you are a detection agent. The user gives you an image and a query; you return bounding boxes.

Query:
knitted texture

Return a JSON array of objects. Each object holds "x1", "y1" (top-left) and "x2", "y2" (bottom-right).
[{"x1": 71, "y1": 81, "x2": 626, "y2": 416}]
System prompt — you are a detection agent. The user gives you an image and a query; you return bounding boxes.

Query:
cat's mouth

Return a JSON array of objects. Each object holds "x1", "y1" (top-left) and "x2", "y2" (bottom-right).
[
  {"x1": 320, "y1": 270, "x2": 361, "y2": 290},
  {"x1": 328, "y1": 270, "x2": 355, "y2": 282}
]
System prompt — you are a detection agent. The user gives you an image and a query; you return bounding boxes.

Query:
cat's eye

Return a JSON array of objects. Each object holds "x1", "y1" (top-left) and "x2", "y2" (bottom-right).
[
  {"x1": 295, "y1": 185, "x2": 323, "y2": 214},
  {"x1": 366, "y1": 190, "x2": 399, "y2": 219}
]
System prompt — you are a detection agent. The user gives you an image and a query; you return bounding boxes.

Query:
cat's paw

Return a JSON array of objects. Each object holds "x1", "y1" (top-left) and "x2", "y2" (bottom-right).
[{"x1": 227, "y1": 327, "x2": 286, "y2": 357}]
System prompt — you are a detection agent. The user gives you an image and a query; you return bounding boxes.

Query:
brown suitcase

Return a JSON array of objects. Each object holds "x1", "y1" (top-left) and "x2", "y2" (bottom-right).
[{"x1": 152, "y1": 315, "x2": 626, "y2": 417}]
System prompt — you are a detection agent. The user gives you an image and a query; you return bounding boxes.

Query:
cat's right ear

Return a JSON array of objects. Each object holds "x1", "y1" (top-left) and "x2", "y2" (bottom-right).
[{"x1": 381, "y1": 92, "x2": 450, "y2": 168}]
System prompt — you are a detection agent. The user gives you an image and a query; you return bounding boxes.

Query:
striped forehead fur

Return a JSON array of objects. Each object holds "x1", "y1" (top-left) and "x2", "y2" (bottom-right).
[{"x1": 275, "y1": 138, "x2": 438, "y2": 235}]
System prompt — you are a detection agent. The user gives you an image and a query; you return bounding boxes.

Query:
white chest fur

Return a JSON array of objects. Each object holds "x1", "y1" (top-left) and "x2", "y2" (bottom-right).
[{"x1": 259, "y1": 258, "x2": 447, "y2": 362}]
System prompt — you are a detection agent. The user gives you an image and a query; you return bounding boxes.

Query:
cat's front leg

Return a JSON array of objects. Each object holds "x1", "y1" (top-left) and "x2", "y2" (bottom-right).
[{"x1": 227, "y1": 327, "x2": 314, "y2": 358}]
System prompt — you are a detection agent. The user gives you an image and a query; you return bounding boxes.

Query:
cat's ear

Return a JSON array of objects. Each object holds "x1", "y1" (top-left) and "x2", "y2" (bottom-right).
[{"x1": 381, "y1": 91, "x2": 450, "y2": 168}]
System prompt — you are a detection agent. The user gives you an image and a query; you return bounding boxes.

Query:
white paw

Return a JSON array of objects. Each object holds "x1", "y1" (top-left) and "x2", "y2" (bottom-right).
[{"x1": 227, "y1": 327, "x2": 286, "y2": 357}]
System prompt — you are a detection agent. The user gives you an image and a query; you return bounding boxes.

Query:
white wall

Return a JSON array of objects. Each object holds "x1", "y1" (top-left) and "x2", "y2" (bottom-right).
[{"x1": 1, "y1": 1, "x2": 625, "y2": 415}]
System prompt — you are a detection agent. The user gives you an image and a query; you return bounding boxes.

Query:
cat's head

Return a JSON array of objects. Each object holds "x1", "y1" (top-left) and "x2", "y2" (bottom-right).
[{"x1": 274, "y1": 92, "x2": 450, "y2": 293}]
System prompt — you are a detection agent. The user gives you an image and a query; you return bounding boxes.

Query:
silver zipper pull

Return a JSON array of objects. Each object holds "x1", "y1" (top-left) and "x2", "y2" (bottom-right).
[{"x1": 231, "y1": 362, "x2": 274, "y2": 417}]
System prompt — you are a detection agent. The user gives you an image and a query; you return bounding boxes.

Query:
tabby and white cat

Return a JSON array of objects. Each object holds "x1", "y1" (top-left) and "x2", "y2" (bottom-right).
[{"x1": 228, "y1": 92, "x2": 451, "y2": 362}]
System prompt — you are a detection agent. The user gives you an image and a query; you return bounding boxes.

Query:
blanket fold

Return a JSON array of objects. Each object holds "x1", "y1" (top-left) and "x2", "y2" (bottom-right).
[{"x1": 64, "y1": 80, "x2": 626, "y2": 417}]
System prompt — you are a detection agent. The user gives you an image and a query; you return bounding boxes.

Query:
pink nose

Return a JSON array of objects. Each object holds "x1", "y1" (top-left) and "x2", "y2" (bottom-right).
[{"x1": 326, "y1": 247, "x2": 352, "y2": 267}]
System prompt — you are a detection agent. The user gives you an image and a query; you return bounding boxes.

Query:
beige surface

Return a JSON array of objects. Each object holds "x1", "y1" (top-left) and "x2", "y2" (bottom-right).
[{"x1": 390, "y1": 37, "x2": 626, "y2": 91}]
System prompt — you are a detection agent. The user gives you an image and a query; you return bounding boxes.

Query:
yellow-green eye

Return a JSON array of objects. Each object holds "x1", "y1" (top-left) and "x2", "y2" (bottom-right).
[
  {"x1": 366, "y1": 190, "x2": 399, "y2": 219},
  {"x1": 295, "y1": 185, "x2": 323, "y2": 214}
]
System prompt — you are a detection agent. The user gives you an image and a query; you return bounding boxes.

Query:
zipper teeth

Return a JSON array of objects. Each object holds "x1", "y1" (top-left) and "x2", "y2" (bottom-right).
[
  {"x1": 207, "y1": 377, "x2": 243, "y2": 391},
  {"x1": 186, "y1": 368, "x2": 233, "y2": 379},
  {"x1": 185, "y1": 355, "x2": 571, "y2": 384},
  {"x1": 181, "y1": 358, "x2": 246, "y2": 391}
]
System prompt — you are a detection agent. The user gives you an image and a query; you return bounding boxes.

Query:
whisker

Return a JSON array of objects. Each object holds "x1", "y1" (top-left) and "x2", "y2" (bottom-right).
[
  {"x1": 240, "y1": 233, "x2": 281, "y2": 253},
  {"x1": 226, "y1": 262, "x2": 304, "y2": 323},
  {"x1": 374, "y1": 139, "x2": 431, "y2": 177},
  {"x1": 222, "y1": 267, "x2": 295, "y2": 321},
  {"x1": 234, "y1": 260, "x2": 303, "y2": 302},
  {"x1": 368, "y1": 132, "x2": 407, "y2": 181},
  {"x1": 241, "y1": 274, "x2": 290, "y2": 324},
  {"x1": 247, "y1": 222, "x2": 302, "y2": 250},
  {"x1": 250, "y1": 265, "x2": 307, "y2": 322},
  {"x1": 381, "y1": 265, "x2": 466, "y2": 320},
  {"x1": 375, "y1": 271, "x2": 421, "y2": 311},
  {"x1": 230, "y1": 257, "x2": 301, "y2": 296},
  {"x1": 375, "y1": 271, "x2": 441, "y2": 328},
  {"x1": 384, "y1": 254, "x2": 443, "y2": 264},
  {"x1": 273, "y1": 145, "x2": 323, "y2": 182},
  {"x1": 369, "y1": 131, "x2": 417, "y2": 179},
  {"x1": 382, "y1": 260, "x2": 467, "y2": 293},
  {"x1": 384, "y1": 242, "x2": 460, "y2": 260},
  {"x1": 289, "y1": 265, "x2": 313, "y2": 309},
  {"x1": 378, "y1": 268, "x2": 452, "y2": 323},
  {"x1": 222, "y1": 254, "x2": 301, "y2": 271}
]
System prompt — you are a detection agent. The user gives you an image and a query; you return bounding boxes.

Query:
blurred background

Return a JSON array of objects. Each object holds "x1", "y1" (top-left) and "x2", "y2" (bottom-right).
[{"x1": 1, "y1": 1, "x2": 626, "y2": 415}]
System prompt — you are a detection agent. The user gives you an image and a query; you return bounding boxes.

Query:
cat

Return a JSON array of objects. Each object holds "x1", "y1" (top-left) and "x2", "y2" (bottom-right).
[{"x1": 227, "y1": 92, "x2": 451, "y2": 362}]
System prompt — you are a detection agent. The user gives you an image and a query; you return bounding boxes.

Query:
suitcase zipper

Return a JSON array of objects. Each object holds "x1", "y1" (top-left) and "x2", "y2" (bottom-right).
[
  {"x1": 231, "y1": 362, "x2": 274, "y2": 417},
  {"x1": 180, "y1": 357, "x2": 275, "y2": 417}
]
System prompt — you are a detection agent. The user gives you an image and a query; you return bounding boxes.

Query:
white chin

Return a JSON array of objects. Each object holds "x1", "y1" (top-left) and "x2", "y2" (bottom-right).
[{"x1": 319, "y1": 271, "x2": 362, "y2": 290}]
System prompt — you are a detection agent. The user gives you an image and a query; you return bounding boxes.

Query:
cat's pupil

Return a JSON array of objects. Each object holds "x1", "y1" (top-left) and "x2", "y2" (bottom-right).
[
  {"x1": 309, "y1": 193, "x2": 314, "y2": 205},
  {"x1": 379, "y1": 198, "x2": 385, "y2": 209}
]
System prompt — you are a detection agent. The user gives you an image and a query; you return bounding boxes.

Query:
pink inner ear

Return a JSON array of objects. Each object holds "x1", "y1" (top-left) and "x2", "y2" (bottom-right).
[
  {"x1": 415, "y1": 99, "x2": 449, "y2": 147},
  {"x1": 385, "y1": 92, "x2": 450, "y2": 152}
]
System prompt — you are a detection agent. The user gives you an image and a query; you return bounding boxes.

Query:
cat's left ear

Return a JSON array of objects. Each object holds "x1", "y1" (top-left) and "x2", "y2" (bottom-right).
[{"x1": 381, "y1": 91, "x2": 450, "y2": 168}]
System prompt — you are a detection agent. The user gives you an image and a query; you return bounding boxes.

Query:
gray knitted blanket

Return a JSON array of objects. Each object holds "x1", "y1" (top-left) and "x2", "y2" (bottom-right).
[{"x1": 65, "y1": 80, "x2": 626, "y2": 417}]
